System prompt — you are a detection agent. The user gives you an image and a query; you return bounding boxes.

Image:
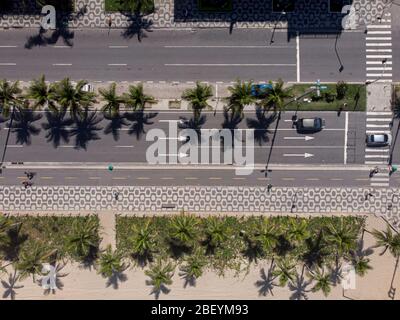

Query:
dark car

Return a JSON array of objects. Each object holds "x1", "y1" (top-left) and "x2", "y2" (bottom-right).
[
  {"x1": 366, "y1": 133, "x2": 392, "y2": 147},
  {"x1": 296, "y1": 118, "x2": 325, "y2": 133},
  {"x1": 250, "y1": 84, "x2": 273, "y2": 98}
]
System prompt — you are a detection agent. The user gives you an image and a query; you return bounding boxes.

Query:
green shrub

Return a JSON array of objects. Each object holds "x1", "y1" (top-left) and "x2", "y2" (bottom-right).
[
  {"x1": 324, "y1": 91, "x2": 336, "y2": 103},
  {"x1": 336, "y1": 81, "x2": 348, "y2": 100}
]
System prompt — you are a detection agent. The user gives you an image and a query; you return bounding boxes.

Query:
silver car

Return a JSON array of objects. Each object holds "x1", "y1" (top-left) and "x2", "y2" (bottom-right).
[{"x1": 366, "y1": 133, "x2": 392, "y2": 147}]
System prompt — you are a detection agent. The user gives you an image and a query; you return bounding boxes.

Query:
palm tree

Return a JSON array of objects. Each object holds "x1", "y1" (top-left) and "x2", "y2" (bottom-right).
[
  {"x1": 0, "y1": 79, "x2": 23, "y2": 118},
  {"x1": 145, "y1": 259, "x2": 175, "y2": 299},
  {"x1": 168, "y1": 213, "x2": 200, "y2": 249},
  {"x1": 123, "y1": 83, "x2": 156, "y2": 112},
  {"x1": 203, "y1": 217, "x2": 228, "y2": 249},
  {"x1": 326, "y1": 219, "x2": 358, "y2": 264},
  {"x1": 260, "y1": 79, "x2": 292, "y2": 113},
  {"x1": 53, "y1": 78, "x2": 96, "y2": 118},
  {"x1": 15, "y1": 243, "x2": 54, "y2": 281},
  {"x1": 256, "y1": 218, "x2": 279, "y2": 259},
  {"x1": 308, "y1": 267, "x2": 332, "y2": 297},
  {"x1": 25, "y1": 75, "x2": 56, "y2": 111},
  {"x1": 225, "y1": 79, "x2": 256, "y2": 120},
  {"x1": 179, "y1": 249, "x2": 207, "y2": 287},
  {"x1": 64, "y1": 217, "x2": 100, "y2": 263},
  {"x1": 97, "y1": 245, "x2": 126, "y2": 278},
  {"x1": 286, "y1": 218, "x2": 311, "y2": 248},
  {"x1": 182, "y1": 82, "x2": 213, "y2": 118},
  {"x1": 272, "y1": 258, "x2": 297, "y2": 287},
  {"x1": 99, "y1": 83, "x2": 125, "y2": 118},
  {"x1": 372, "y1": 225, "x2": 400, "y2": 299},
  {"x1": 129, "y1": 221, "x2": 156, "y2": 265},
  {"x1": 351, "y1": 255, "x2": 372, "y2": 277}
]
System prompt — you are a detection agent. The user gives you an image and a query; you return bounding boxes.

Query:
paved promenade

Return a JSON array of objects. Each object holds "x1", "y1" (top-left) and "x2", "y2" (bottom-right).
[
  {"x1": 1, "y1": 185, "x2": 399, "y2": 229},
  {"x1": 0, "y1": 0, "x2": 390, "y2": 30}
]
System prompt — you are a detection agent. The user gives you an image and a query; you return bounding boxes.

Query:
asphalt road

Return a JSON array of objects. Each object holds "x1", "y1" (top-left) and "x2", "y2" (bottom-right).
[
  {"x1": 0, "y1": 28, "x2": 368, "y2": 82},
  {"x1": 0, "y1": 111, "x2": 366, "y2": 165},
  {"x1": 0, "y1": 166, "x2": 387, "y2": 188}
]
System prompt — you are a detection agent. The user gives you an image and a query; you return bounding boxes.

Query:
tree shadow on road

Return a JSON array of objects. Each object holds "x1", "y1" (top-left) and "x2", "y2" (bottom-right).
[
  {"x1": 42, "y1": 110, "x2": 74, "y2": 148},
  {"x1": 70, "y1": 110, "x2": 103, "y2": 150},
  {"x1": 121, "y1": 14, "x2": 153, "y2": 42},
  {"x1": 103, "y1": 113, "x2": 129, "y2": 142},
  {"x1": 125, "y1": 110, "x2": 158, "y2": 140},
  {"x1": 246, "y1": 107, "x2": 276, "y2": 146},
  {"x1": 178, "y1": 113, "x2": 207, "y2": 144},
  {"x1": 24, "y1": 23, "x2": 74, "y2": 49},
  {"x1": 10, "y1": 108, "x2": 42, "y2": 145}
]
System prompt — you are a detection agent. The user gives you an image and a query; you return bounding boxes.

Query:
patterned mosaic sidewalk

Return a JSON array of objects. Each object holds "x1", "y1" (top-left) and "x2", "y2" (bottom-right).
[
  {"x1": 1, "y1": 186, "x2": 399, "y2": 229},
  {"x1": 0, "y1": 0, "x2": 392, "y2": 30}
]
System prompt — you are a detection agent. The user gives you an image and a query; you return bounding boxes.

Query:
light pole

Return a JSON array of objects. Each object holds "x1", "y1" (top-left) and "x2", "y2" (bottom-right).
[
  {"x1": 270, "y1": 9, "x2": 286, "y2": 45},
  {"x1": 0, "y1": 105, "x2": 16, "y2": 173}
]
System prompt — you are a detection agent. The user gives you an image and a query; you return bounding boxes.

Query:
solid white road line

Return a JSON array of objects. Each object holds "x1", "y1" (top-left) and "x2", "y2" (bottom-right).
[
  {"x1": 108, "y1": 64, "x2": 127, "y2": 66},
  {"x1": 0, "y1": 45, "x2": 18, "y2": 48},
  {"x1": 0, "y1": 63, "x2": 16, "y2": 66},
  {"x1": 367, "y1": 61, "x2": 392, "y2": 65},
  {"x1": 366, "y1": 112, "x2": 392, "y2": 115},
  {"x1": 164, "y1": 45, "x2": 295, "y2": 48},
  {"x1": 296, "y1": 32, "x2": 300, "y2": 83},
  {"x1": 366, "y1": 37, "x2": 392, "y2": 41},
  {"x1": 109, "y1": 45, "x2": 129, "y2": 48},
  {"x1": 366, "y1": 124, "x2": 390, "y2": 128},
  {"x1": 366, "y1": 118, "x2": 392, "y2": 122},
  {"x1": 365, "y1": 148, "x2": 390, "y2": 152},
  {"x1": 165, "y1": 63, "x2": 296, "y2": 67},
  {"x1": 115, "y1": 146, "x2": 134, "y2": 148},
  {"x1": 52, "y1": 63, "x2": 72, "y2": 66},
  {"x1": 367, "y1": 25, "x2": 391, "y2": 28},
  {"x1": 365, "y1": 155, "x2": 390, "y2": 159},
  {"x1": 7, "y1": 145, "x2": 23, "y2": 148},
  {"x1": 367, "y1": 31, "x2": 391, "y2": 34},
  {"x1": 366, "y1": 43, "x2": 392, "y2": 46},
  {"x1": 366, "y1": 73, "x2": 392, "y2": 77},
  {"x1": 344, "y1": 112, "x2": 348, "y2": 165},
  {"x1": 366, "y1": 67, "x2": 392, "y2": 70},
  {"x1": 366, "y1": 49, "x2": 392, "y2": 53}
]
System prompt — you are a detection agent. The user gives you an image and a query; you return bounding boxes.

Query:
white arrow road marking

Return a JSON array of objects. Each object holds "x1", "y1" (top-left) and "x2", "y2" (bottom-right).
[
  {"x1": 159, "y1": 153, "x2": 188, "y2": 158},
  {"x1": 284, "y1": 136, "x2": 314, "y2": 141},
  {"x1": 283, "y1": 153, "x2": 314, "y2": 158}
]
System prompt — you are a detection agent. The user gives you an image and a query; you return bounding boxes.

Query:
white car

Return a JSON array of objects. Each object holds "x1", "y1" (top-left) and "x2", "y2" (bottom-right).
[{"x1": 82, "y1": 83, "x2": 94, "y2": 92}]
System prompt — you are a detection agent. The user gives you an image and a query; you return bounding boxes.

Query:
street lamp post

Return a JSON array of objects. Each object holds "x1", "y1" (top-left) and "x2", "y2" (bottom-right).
[
  {"x1": 0, "y1": 104, "x2": 16, "y2": 173},
  {"x1": 270, "y1": 9, "x2": 286, "y2": 45}
]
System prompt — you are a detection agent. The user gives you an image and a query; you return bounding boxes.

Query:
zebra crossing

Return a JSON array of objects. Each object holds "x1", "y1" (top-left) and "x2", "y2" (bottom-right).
[
  {"x1": 366, "y1": 12, "x2": 393, "y2": 83},
  {"x1": 365, "y1": 111, "x2": 392, "y2": 187}
]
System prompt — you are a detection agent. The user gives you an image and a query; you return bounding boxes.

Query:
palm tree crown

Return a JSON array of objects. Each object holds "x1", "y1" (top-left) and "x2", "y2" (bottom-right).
[
  {"x1": 0, "y1": 79, "x2": 23, "y2": 117},
  {"x1": 99, "y1": 83, "x2": 125, "y2": 118},
  {"x1": 26, "y1": 75, "x2": 56, "y2": 110},
  {"x1": 123, "y1": 83, "x2": 156, "y2": 111}
]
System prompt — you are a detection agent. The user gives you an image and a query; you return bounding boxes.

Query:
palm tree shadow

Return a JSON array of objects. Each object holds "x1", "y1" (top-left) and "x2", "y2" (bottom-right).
[
  {"x1": 288, "y1": 272, "x2": 312, "y2": 300},
  {"x1": 222, "y1": 110, "x2": 243, "y2": 148},
  {"x1": 329, "y1": 261, "x2": 343, "y2": 286},
  {"x1": 146, "y1": 280, "x2": 171, "y2": 300},
  {"x1": 178, "y1": 114, "x2": 207, "y2": 144},
  {"x1": 36, "y1": 263, "x2": 69, "y2": 295},
  {"x1": 10, "y1": 109, "x2": 42, "y2": 145},
  {"x1": 125, "y1": 110, "x2": 158, "y2": 140},
  {"x1": 25, "y1": 23, "x2": 74, "y2": 49},
  {"x1": 121, "y1": 14, "x2": 153, "y2": 42},
  {"x1": 70, "y1": 111, "x2": 103, "y2": 150},
  {"x1": 42, "y1": 110, "x2": 74, "y2": 148},
  {"x1": 246, "y1": 108, "x2": 276, "y2": 146},
  {"x1": 1, "y1": 270, "x2": 24, "y2": 300},
  {"x1": 103, "y1": 114, "x2": 129, "y2": 142},
  {"x1": 105, "y1": 271, "x2": 129, "y2": 290},
  {"x1": 179, "y1": 270, "x2": 197, "y2": 288},
  {"x1": 255, "y1": 267, "x2": 276, "y2": 297},
  {"x1": 1, "y1": 223, "x2": 28, "y2": 261}
]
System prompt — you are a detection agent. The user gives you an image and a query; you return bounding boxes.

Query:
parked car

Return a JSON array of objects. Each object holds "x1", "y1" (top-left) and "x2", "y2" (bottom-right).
[
  {"x1": 250, "y1": 83, "x2": 273, "y2": 98},
  {"x1": 366, "y1": 133, "x2": 392, "y2": 147},
  {"x1": 296, "y1": 117, "x2": 325, "y2": 133},
  {"x1": 82, "y1": 83, "x2": 94, "y2": 92}
]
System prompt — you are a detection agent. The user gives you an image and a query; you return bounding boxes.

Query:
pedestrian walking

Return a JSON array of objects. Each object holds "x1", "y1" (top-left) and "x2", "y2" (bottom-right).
[
  {"x1": 113, "y1": 191, "x2": 120, "y2": 201},
  {"x1": 267, "y1": 183, "x2": 273, "y2": 193},
  {"x1": 24, "y1": 171, "x2": 35, "y2": 180},
  {"x1": 365, "y1": 192, "x2": 374, "y2": 201},
  {"x1": 22, "y1": 181, "x2": 33, "y2": 189},
  {"x1": 107, "y1": 16, "x2": 112, "y2": 35}
]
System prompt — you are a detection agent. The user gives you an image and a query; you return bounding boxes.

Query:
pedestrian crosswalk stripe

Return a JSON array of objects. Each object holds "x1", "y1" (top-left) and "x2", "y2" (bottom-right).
[
  {"x1": 367, "y1": 61, "x2": 392, "y2": 65},
  {"x1": 366, "y1": 37, "x2": 392, "y2": 41}
]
